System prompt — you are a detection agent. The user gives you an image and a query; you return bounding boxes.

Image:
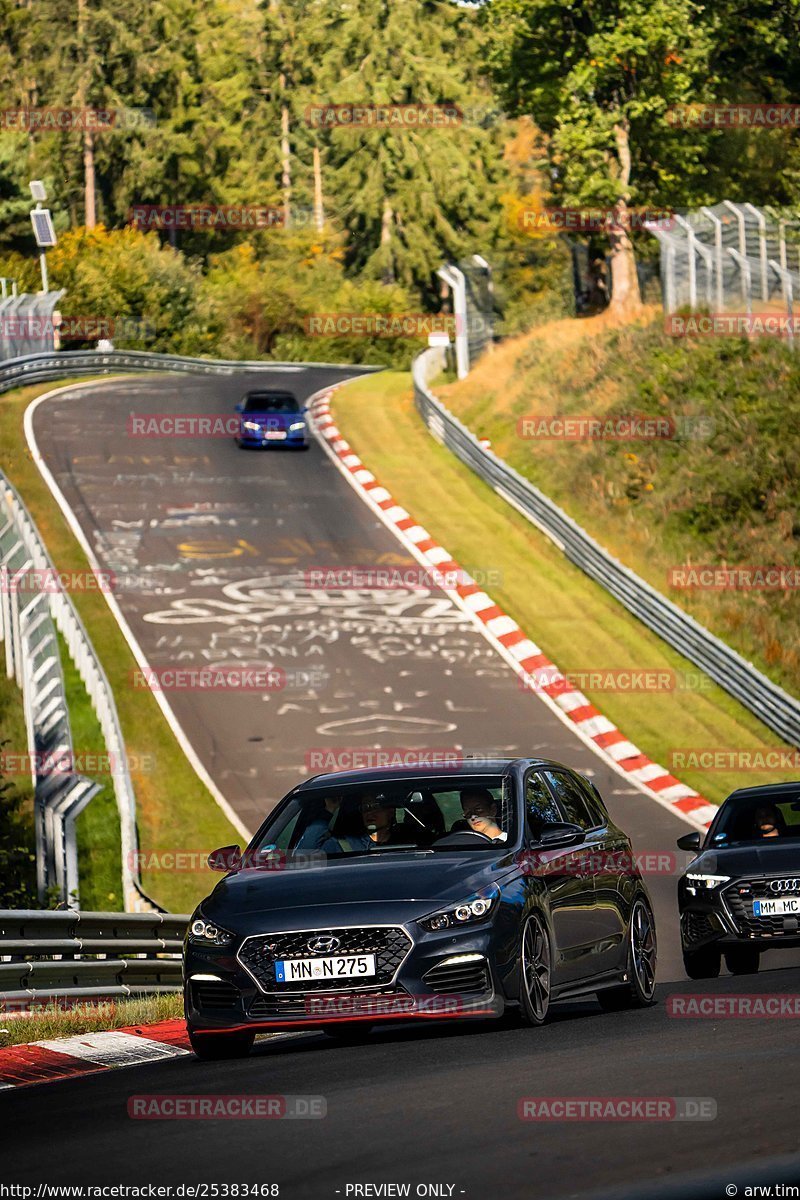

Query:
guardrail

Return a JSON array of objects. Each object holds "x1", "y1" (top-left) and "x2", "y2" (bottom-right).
[
  {"x1": 0, "y1": 472, "x2": 147, "y2": 911},
  {"x1": 0, "y1": 348, "x2": 382, "y2": 397},
  {"x1": 0, "y1": 910, "x2": 188, "y2": 1005},
  {"x1": 413, "y1": 347, "x2": 800, "y2": 749}
]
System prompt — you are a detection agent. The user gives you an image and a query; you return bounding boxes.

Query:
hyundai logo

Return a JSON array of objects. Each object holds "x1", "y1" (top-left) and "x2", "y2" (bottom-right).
[
  {"x1": 307, "y1": 935, "x2": 341, "y2": 954},
  {"x1": 769, "y1": 878, "x2": 800, "y2": 894}
]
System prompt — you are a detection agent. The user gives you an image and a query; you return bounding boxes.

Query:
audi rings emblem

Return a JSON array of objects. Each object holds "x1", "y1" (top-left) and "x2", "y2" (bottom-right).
[{"x1": 769, "y1": 878, "x2": 800, "y2": 894}]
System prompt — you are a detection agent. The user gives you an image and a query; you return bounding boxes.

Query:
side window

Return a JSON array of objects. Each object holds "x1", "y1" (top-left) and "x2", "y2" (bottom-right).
[
  {"x1": 577, "y1": 777, "x2": 608, "y2": 828},
  {"x1": 542, "y1": 770, "x2": 598, "y2": 831},
  {"x1": 525, "y1": 772, "x2": 561, "y2": 838}
]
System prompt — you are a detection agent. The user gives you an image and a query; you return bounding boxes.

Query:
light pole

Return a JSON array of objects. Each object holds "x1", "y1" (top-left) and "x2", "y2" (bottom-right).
[{"x1": 29, "y1": 181, "x2": 57, "y2": 293}]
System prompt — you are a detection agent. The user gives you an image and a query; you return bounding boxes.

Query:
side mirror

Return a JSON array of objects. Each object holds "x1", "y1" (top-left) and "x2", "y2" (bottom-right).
[
  {"x1": 234, "y1": 402, "x2": 244, "y2": 413},
  {"x1": 677, "y1": 831, "x2": 701, "y2": 852},
  {"x1": 208, "y1": 844, "x2": 241, "y2": 872},
  {"x1": 537, "y1": 821, "x2": 584, "y2": 849}
]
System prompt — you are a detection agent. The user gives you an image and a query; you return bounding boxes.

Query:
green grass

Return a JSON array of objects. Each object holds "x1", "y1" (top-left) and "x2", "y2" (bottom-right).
[
  {"x1": 438, "y1": 314, "x2": 800, "y2": 700},
  {"x1": 0, "y1": 993, "x2": 183, "y2": 1047},
  {"x1": 56, "y1": 630, "x2": 124, "y2": 910},
  {"x1": 0, "y1": 378, "x2": 241, "y2": 912},
  {"x1": 332, "y1": 370, "x2": 795, "y2": 806},
  {"x1": 0, "y1": 668, "x2": 37, "y2": 907}
]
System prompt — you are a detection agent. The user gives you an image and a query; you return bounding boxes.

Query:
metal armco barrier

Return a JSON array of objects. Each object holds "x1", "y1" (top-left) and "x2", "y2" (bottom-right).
[
  {"x1": 413, "y1": 347, "x2": 800, "y2": 749},
  {"x1": 0, "y1": 348, "x2": 383, "y2": 396},
  {"x1": 0, "y1": 910, "x2": 188, "y2": 1004},
  {"x1": 0, "y1": 473, "x2": 143, "y2": 911}
]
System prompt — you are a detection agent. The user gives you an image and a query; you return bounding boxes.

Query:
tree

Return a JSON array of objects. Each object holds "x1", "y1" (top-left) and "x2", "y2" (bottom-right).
[{"x1": 484, "y1": 0, "x2": 719, "y2": 315}]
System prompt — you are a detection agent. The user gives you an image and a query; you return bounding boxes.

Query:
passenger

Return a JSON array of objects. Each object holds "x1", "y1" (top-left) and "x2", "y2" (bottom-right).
[
  {"x1": 298, "y1": 792, "x2": 408, "y2": 853},
  {"x1": 459, "y1": 788, "x2": 507, "y2": 842}
]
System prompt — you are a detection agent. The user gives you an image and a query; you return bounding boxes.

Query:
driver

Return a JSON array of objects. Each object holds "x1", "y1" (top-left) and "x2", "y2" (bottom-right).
[
  {"x1": 459, "y1": 788, "x2": 507, "y2": 842},
  {"x1": 752, "y1": 803, "x2": 784, "y2": 839}
]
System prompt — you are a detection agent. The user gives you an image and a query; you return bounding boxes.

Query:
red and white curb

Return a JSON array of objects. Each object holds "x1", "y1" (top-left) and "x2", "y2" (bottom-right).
[
  {"x1": 0, "y1": 1019, "x2": 191, "y2": 1090},
  {"x1": 310, "y1": 386, "x2": 717, "y2": 831}
]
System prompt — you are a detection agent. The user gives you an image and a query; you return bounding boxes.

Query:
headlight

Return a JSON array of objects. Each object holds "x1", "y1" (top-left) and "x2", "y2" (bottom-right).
[
  {"x1": 242, "y1": 420, "x2": 261, "y2": 432},
  {"x1": 417, "y1": 886, "x2": 500, "y2": 932},
  {"x1": 684, "y1": 872, "x2": 730, "y2": 892},
  {"x1": 188, "y1": 913, "x2": 235, "y2": 947},
  {"x1": 289, "y1": 421, "x2": 306, "y2": 432}
]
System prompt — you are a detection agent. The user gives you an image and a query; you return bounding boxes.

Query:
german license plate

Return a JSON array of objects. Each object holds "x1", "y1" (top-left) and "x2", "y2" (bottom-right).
[
  {"x1": 264, "y1": 430, "x2": 286, "y2": 440},
  {"x1": 274, "y1": 953, "x2": 376, "y2": 983},
  {"x1": 753, "y1": 897, "x2": 800, "y2": 916}
]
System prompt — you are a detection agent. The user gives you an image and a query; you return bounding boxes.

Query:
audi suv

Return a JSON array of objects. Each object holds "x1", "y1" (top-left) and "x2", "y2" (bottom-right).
[{"x1": 678, "y1": 781, "x2": 800, "y2": 977}]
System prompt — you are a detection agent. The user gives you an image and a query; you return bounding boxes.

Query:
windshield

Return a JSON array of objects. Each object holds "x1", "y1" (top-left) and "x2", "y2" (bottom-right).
[
  {"x1": 242, "y1": 391, "x2": 300, "y2": 414},
  {"x1": 709, "y1": 793, "x2": 800, "y2": 846},
  {"x1": 250, "y1": 775, "x2": 516, "y2": 859}
]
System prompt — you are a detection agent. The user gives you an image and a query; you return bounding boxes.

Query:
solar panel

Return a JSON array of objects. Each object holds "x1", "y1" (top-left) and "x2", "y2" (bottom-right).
[
  {"x1": 30, "y1": 209, "x2": 57, "y2": 247},
  {"x1": 29, "y1": 180, "x2": 47, "y2": 202}
]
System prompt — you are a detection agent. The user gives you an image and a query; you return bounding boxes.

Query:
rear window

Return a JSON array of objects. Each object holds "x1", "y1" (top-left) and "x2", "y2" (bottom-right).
[{"x1": 242, "y1": 392, "x2": 300, "y2": 414}]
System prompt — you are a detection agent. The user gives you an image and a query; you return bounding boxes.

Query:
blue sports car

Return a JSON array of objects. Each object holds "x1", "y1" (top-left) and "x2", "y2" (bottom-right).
[{"x1": 235, "y1": 389, "x2": 309, "y2": 449}]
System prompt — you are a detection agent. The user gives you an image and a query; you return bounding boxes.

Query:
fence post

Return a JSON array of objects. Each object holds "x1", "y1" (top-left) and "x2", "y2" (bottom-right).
[
  {"x1": 727, "y1": 248, "x2": 752, "y2": 320},
  {"x1": 768, "y1": 259, "x2": 795, "y2": 348},
  {"x1": 700, "y1": 207, "x2": 725, "y2": 312}
]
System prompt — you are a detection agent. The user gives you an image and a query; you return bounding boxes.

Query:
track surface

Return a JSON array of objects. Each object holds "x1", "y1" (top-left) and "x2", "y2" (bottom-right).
[{"x1": 12, "y1": 368, "x2": 800, "y2": 1196}]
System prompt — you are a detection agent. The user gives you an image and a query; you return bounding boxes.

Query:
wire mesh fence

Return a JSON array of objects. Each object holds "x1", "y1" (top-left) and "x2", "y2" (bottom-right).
[{"x1": 651, "y1": 202, "x2": 800, "y2": 330}]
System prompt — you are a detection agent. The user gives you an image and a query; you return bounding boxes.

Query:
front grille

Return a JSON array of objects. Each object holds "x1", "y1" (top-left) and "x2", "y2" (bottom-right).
[
  {"x1": 238, "y1": 926, "x2": 413, "y2": 993},
  {"x1": 192, "y1": 979, "x2": 240, "y2": 1011},
  {"x1": 724, "y1": 878, "x2": 800, "y2": 939},
  {"x1": 248, "y1": 985, "x2": 411, "y2": 1020},
  {"x1": 423, "y1": 957, "x2": 489, "y2": 995}
]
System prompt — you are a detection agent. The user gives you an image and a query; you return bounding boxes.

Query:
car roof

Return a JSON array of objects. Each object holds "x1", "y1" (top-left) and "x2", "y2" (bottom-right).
[
  {"x1": 295, "y1": 757, "x2": 562, "y2": 792},
  {"x1": 723, "y1": 780, "x2": 800, "y2": 804}
]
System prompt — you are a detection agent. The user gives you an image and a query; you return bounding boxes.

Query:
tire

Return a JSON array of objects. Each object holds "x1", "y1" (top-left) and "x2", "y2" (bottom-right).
[
  {"x1": 682, "y1": 944, "x2": 721, "y2": 980},
  {"x1": 519, "y1": 911, "x2": 551, "y2": 1026},
  {"x1": 188, "y1": 1029, "x2": 254, "y2": 1060},
  {"x1": 597, "y1": 895, "x2": 657, "y2": 1010},
  {"x1": 322, "y1": 1023, "x2": 373, "y2": 1043},
  {"x1": 724, "y1": 946, "x2": 761, "y2": 975}
]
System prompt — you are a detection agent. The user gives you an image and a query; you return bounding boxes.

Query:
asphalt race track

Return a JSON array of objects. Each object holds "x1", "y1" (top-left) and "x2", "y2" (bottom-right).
[{"x1": 7, "y1": 368, "x2": 800, "y2": 1197}]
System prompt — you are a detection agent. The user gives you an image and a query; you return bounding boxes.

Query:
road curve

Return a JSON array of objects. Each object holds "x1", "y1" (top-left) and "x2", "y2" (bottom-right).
[{"x1": 14, "y1": 368, "x2": 800, "y2": 1195}]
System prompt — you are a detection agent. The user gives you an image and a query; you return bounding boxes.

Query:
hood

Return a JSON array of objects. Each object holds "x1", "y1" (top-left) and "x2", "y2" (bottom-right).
[
  {"x1": 201, "y1": 850, "x2": 515, "y2": 934},
  {"x1": 688, "y1": 842, "x2": 800, "y2": 877}
]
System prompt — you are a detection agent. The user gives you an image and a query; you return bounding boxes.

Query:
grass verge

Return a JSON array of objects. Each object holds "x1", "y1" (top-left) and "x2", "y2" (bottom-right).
[
  {"x1": 332, "y1": 371, "x2": 794, "y2": 805},
  {"x1": 0, "y1": 378, "x2": 240, "y2": 912},
  {"x1": 437, "y1": 312, "x2": 800, "y2": 699},
  {"x1": 0, "y1": 993, "x2": 183, "y2": 1047}
]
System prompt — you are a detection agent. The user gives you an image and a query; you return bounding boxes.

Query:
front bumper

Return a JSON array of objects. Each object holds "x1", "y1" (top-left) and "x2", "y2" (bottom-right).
[
  {"x1": 237, "y1": 427, "x2": 307, "y2": 447},
  {"x1": 680, "y1": 876, "x2": 800, "y2": 952},
  {"x1": 184, "y1": 920, "x2": 503, "y2": 1035}
]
